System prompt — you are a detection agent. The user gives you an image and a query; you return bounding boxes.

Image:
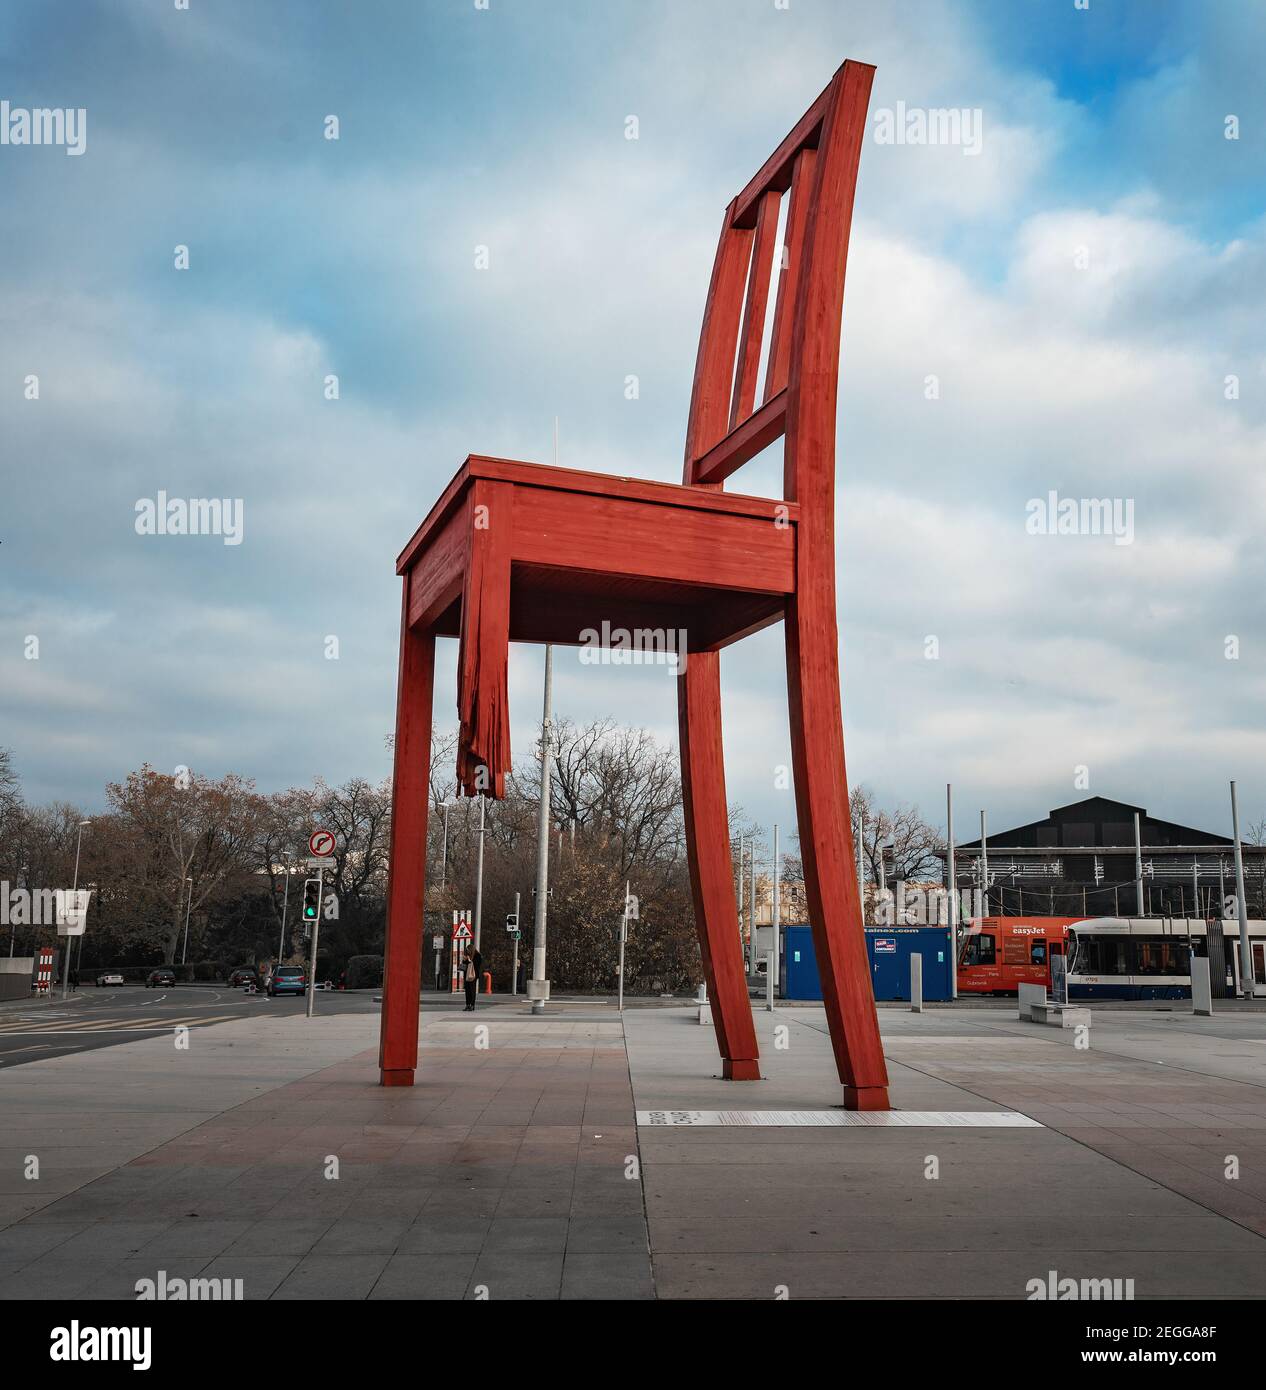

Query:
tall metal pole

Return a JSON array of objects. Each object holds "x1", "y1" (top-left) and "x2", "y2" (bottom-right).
[
  {"x1": 1134, "y1": 811, "x2": 1144, "y2": 916},
  {"x1": 278, "y1": 861, "x2": 290, "y2": 964},
  {"x1": 1231, "y1": 781, "x2": 1254, "y2": 998},
  {"x1": 750, "y1": 840, "x2": 758, "y2": 960},
  {"x1": 1189, "y1": 857, "x2": 1197, "y2": 959},
  {"x1": 771, "y1": 825, "x2": 780, "y2": 978},
  {"x1": 946, "y1": 784, "x2": 958, "y2": 999},
  {"x1": 529, "y1": 645, "x2": 554, "y2": 1014},
  {"x1": 63, "y1": 822, "x2": 86, "y2": 998},
  {"x1": 10, "y1": 863, "x2": 24, "y2": 957},
  {"x1": 617, "y1": 880, "x2": 628, "y2": 1013},
  {"x1": 440, "y1": 802, "x2": 450, "y2": 890},
  {"x1": 305, "y1": 863, "x2": 324, "y2": 1017},
  {"x1": 980, "y1": 811, "x2": 988, "y2": 917},
  {"x1": 511, "y1": 890, "x2": 520, "y2": 996},
  {"x1": 856, "y1": 812, "x2": 866, "y2": 922},
  {"x1": 473, "y1": 794, "x2": 486, "y2": 950},
  {"x1": 180, "y1": 876, "x2": 194, "y2": 966},
  {"x1": 737, "y1": 834, "x2": 745, "y2": 964}
]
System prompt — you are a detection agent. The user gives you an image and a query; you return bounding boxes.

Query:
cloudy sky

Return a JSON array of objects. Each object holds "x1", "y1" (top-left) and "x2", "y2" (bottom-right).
[{"x1": 2, "y1": 0, "x2": 1264, "y2": 846}]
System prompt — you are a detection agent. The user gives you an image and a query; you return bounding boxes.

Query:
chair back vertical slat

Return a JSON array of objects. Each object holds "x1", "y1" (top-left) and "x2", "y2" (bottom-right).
[
  {"x1": 783, "y1": 62, "x2": 873, "y2": 504},
  {"x1": 762, "y1": 146, "x2": 817, "y2": 405},
  {"x1": 728, "y1": 188, "x2": 781, "y2": 429},
  {"x1": 683, "y1": 204, "x2": 754, "y2": 485},
  {"x1": 684, "y1": 60, "x2": 874, "y2": 496}
]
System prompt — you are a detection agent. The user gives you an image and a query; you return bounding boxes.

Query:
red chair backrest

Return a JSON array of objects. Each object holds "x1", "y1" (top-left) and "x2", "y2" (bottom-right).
[{"x1": 683, "y1": 60, "x2": 875, "y2": 514}]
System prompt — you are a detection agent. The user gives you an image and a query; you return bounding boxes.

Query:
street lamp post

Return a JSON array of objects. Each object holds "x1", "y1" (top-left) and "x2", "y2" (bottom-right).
[
  {"x1": 529, "y1": 645, "x2": 554, "y2": 1015},
  {"x1": 10, "y1": 864, "x2": 27, "y2": 957},
  {"x1": 1231, "y1": 780, "x2": 1254, "y2": 999},
  {"x1": 278, "y1": 860, "x2": 292, "y2": 964},
  {"x1": 62, "y1": 821, "x2": 89, "y2": 998},
  {"x1": 771, "y1": 823, "x2": 780, "y2": 993},
  {"x1": 946, "y1": 785, "x2": 958, "y2": 999},
  {"x1": 180, "y1": 876, "x2": 194, "y2": 966},
  {"x1": 473, "y1": 794, "x2": 487, "y2": 950}
]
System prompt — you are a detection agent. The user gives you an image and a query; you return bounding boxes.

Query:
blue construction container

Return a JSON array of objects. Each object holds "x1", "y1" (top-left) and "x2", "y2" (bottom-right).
[
  {"x1": 780, "y1": 924, "x2": 954, "y2": 1001},
  {"x1": 866, "y1": 927, "x2": 953, "y2": 1001},
  {"x1": 782, "y1": 924, "x2": 822, "y2": 999}
]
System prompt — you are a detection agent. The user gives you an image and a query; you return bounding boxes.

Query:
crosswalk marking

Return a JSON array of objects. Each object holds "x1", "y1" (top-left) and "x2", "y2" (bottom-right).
[{"x1": 0, "y1": 1014, "x2": 235, "y2": 1035}]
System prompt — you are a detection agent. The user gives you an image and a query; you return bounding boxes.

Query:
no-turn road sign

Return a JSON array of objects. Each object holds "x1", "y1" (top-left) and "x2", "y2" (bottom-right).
[{"x1": 309, "y1": 829, "x2": 336, "y2": 857}]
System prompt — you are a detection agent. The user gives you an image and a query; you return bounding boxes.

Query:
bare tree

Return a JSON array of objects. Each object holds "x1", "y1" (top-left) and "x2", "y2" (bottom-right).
[
  {"x1": 106, "y1": 765, "x2": 266, "y2": 963},
  {"x1": 850, "y1": 785, "x2": 944, "y2": 884}
]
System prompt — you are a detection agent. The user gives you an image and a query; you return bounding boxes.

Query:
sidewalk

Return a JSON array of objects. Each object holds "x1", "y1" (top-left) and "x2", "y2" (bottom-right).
[
  {"x1": 626, "y1": 1005, "x2": 1266, "y2": 1298},
  {"x1": 0, "y1": 1008, "x2": 651, "y2": 1300},
  {"x1": 2, "y1": 998, "x2": 1265, "y2": 1299}
]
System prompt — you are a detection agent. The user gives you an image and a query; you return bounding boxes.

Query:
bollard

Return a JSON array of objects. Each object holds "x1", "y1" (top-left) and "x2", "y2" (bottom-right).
[
  {"x1": 482, "y1": 971, "x2": 492, "y2": 995},
  {"x1": 910, "y1": 953, "x2": 923, "y2": 1013},
  {"x1": 1190, "y1": 955, "x2": 1212, "y2": 1017}
]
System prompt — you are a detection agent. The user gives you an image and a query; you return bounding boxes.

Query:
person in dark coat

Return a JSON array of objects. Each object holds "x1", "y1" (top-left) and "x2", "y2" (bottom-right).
[{"x1": 463, "y1": 946, "x2": 483, "y2": 1011}]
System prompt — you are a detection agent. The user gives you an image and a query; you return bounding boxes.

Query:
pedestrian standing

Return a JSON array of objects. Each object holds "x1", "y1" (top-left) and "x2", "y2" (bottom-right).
[{"x1": 463, "y1": 946, "x2": 482, "y2": 1011}]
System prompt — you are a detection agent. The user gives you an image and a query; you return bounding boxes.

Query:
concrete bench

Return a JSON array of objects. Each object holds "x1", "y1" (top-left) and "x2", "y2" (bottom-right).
[{"x1": 1028, "y1": 1002, "x2": 1091, "y2": 1029}]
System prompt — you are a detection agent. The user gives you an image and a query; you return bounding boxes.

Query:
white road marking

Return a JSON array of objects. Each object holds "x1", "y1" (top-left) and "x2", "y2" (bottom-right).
[{"x1": 636, "y1": 1109, "x2": 1042, "y2": 1127}]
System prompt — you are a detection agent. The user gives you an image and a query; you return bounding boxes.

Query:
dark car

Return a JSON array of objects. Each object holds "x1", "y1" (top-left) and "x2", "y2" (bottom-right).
[
  {"x1": 268, "y1": 965, "x2": 306, "y2": 997},
  {"x1": 228, "y1": 968, "x2": 258, "y2": 988},
  {"x1": 146, "y1": 968, "x2": 176, "y2": 988}
]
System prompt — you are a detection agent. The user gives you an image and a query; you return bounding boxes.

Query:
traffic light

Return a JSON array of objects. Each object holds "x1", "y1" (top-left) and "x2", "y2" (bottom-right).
[{"x1": 302, "y1": 878, "x2": 322, "y2": 923}]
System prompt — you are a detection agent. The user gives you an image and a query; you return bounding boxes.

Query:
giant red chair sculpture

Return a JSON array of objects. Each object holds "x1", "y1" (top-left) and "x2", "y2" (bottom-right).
[{"x1": 380, "y1": 59, "x2": 889, "y2": 1110}]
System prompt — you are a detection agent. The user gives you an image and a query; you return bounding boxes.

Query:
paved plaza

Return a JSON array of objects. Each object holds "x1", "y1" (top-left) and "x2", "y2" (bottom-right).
[{"x1": 2, "y1": 996, "x2": 1265, "y2": 1299}]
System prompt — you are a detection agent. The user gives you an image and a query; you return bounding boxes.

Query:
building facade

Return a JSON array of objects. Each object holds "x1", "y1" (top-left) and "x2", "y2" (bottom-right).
[{"x1": 941, "y1": 796, "x2": 1266, "y2": 919}]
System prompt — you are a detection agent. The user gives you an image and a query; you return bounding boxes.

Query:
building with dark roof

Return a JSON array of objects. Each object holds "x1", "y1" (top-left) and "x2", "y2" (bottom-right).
[{"x1": 938, "y1": 796, "x2": 1266, "y2": 918}]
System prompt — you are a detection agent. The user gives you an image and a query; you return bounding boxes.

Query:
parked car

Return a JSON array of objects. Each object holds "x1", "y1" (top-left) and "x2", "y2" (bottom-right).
[
  {"x1": 267, "y1": 965, "x2": 306, "y2": 997},
  {"x1": 146, "y1": 968, "x2": 176, "y2": 988},
  {"x1": 95, "y1": 971, "x2": 125, "y2": 987},
  {"x1": 228, "y1": 968, "x2": 258, "y2": 988}
]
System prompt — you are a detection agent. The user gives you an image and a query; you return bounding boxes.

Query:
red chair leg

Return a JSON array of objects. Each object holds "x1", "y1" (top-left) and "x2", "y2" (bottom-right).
[
  {"x1": 456, "y1": 479, "x2": 513, "y2": 797},
  {"x1": 785, "y1": 593, "x2": 889, "y2": 1110},
  {"x1": 379, "y1": 606, "x2": 436, "y2": 1087},
  {"x1": 679, "y1": 651, "x2": 760, "y2": 1080}
]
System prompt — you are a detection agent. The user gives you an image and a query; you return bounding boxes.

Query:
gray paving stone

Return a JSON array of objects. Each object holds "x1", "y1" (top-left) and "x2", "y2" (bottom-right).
[
  {"x1": 396, "y1": 1214, "x2": 490, "y2": 1254},
  {"x1": 136, "y1": 1219, "x2": 253, "y2": 1259},
  {"x1": 308, "y1": 1215, "x2": 412, "y2": 1256},
  {"x1": 467, "y1": 1250, "x2": 564, "y2": 1300},
  {"x1": 369, "y1": 1253, "x2": 478, "y2": 1300},
  {"x1": 566, "y1": 1216, "x2": 650, "y2": 1253},
  {"x1": 199, "y1": 1255, "x2": 301, "y2": 1300},
  {"x1": 483, "y1": 1216, "x2": 569, "y2": 1253},
  {"x1": 222, "y1": 1219, "x2": 337, "y2": 1258},
  {"x1": 272, "y1": 1253, "x2": 390, "y2": 1299},
  {"x1": 561, "y1": 1252, "x2": 654, "y2": 1300}
]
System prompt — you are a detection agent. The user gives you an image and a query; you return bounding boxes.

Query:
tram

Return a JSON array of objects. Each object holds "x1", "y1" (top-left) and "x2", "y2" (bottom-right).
[{"x1": 957, "y1": 916, "x2": 1266, "y2": 1000}]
